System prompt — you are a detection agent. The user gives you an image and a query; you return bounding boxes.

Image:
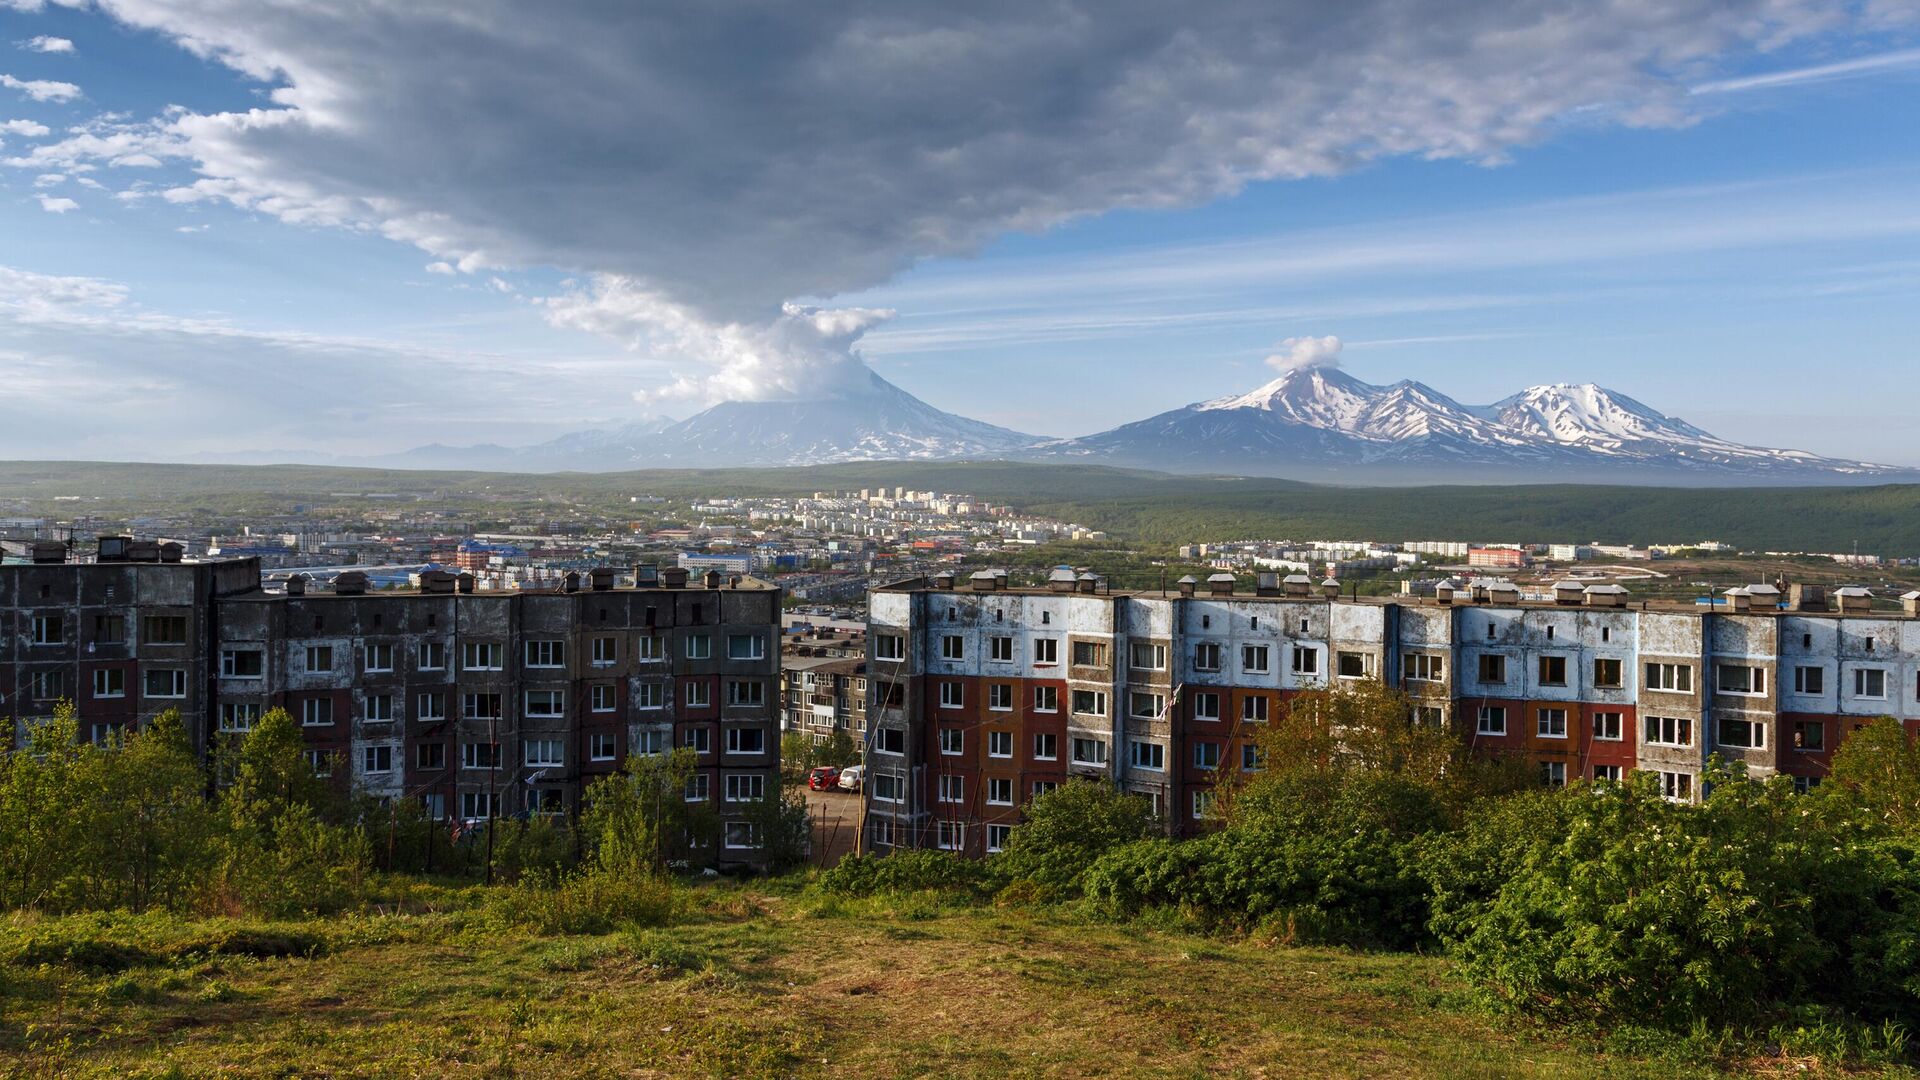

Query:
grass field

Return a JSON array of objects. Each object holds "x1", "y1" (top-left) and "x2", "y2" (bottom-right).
[{"x1": 1, "y1": 881, "x2": 1897, "y2": 1079}]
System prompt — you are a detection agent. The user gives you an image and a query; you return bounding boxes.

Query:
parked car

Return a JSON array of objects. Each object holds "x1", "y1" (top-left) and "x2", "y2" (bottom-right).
[
  {"x1": 836, "y1": 764, "x2": 865, "y2": 792},
  {"x1": 807, "y1": 766, "x2": 841, "y2": 791}
]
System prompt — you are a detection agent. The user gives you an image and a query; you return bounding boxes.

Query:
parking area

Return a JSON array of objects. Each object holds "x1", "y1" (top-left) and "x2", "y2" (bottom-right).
[{"x1": 804, "y1": 786, "x2": 862, "y2": 867}]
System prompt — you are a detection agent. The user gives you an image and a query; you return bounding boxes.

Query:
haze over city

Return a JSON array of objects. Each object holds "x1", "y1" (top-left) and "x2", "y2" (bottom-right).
[{"x1": 3, "y1": 1, "x2": 1920, "y2": 465}]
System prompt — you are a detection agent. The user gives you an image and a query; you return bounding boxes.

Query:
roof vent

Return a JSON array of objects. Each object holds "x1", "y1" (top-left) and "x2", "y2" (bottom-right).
[
  {"x1": 158, "y1": 542, "x2": 183, "y2": 564},
  {"x1": 1206, "y1": 573, "x2": 1236, "y2": 597},
  {"x1": 286, "y1": 573, "x2": 309, "y2": 597},
  {"x1": 420, "y1": 569, "x2": 457, "y2": 595},
  {"x1": 29, "y1": 540, "x2": 68, "y2": 564},
  {"x1": 334, "y1": 571, "x2": 369, "y2": 596},
  {"x1": 1486, "y1": 582, "x2": 1520, "y2": 603},
  {"x1": 457, "y1": 572, "x2": 476, "y2": 594},
  {"x1": 1584, "y1": 583, "x2": 1628, "y2": 608},
  {"x1": 661, "y1": 566, "x2": 689, "y2": 589},
  {"x1": 635, "y1": 564, "x2": 660, "y2": 587},
  {"x1": 970, "y1": 570, "x2": 999, "y2": 592},
  {"x1": 590, "y1": 567, "x2": 615, "y2": 591},
  {"x1": 1283, "y1": 574, "x2": 1312, "y2": 597},
  {"x1": 96, "y1": 536, "x2": 130, "y2": 562},
  {"x1": 126, "y1": 540, "x2": 161, "y2": 563},
  {"x1": 1725, "y1": 586, "x2": 1752, "y2": 613},
  {"x1": 1076, "y1": 572, "x2": 1099, "y2": 594},
  {"x1": 1746, "y1": 583, "x2": 1781, "y2": 610},
  {"x1": 931, "y1": 572, "x2": 956, "y2": 590},
  {"x1": 1552, "y1": 580, "x2": 1583, "y2": 605},
  {"x1": 1835, "y1": 586, "x2": 1873, "y2": 614},
  {"x1": 1903, "y1": 591, "x2": 1920, "y2": 618},
  {"x1": 563, "y1": 571, "x2": 581, "y2": 593},
  {"x1": 1255, "y1": 570, "x2": 1281, "y2": 597},
  {"x1": 703, "y1": 569, "x2": 723, "y2": 590},
  {"x1": 1789, "y1": 583, "x2": 1827, "y2": 612},
  {"x1": 1434, "y1": 579, "x2": 1456, "y2": 605},
  {"x1": 1047, "y1": 567, "x2": 1078, "y2": 593},
  {"x1": 1176, "y1": 574, "x2": 1198, "y2": 597},
  {"x1": 1320, "y1": 577, "x2": 1341, "y2": 599}
]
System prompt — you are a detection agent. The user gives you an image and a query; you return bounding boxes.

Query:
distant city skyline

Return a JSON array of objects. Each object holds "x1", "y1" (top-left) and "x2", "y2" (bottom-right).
[{"x1": 2, "y1": 3, "x2": 1919, "y2": 464}]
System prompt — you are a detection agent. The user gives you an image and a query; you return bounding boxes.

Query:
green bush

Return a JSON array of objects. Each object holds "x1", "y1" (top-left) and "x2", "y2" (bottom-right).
[
  {"x1": 992, "y1": 780, "x2": 1157, "y2": 895},
  {"x1": 817, "y1": 851, "x2": 996, "y2": 898},
  {"x1": 487, "y1": 868, "x2": 686, "y2": 935}
]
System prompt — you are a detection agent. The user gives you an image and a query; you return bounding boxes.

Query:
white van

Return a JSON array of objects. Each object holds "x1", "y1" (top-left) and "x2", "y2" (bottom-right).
[{"x1": 836, "y1": 764, "x2": 865, "y2": 792}]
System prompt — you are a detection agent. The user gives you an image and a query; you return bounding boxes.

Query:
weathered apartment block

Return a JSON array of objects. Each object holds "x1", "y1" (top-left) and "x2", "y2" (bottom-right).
[
  {"x1": 864, "y1": 572, "x2": 1920, "y2": 857},
  {"x1": 3, "y1": 545, "x2": 783, "y2": 862}
]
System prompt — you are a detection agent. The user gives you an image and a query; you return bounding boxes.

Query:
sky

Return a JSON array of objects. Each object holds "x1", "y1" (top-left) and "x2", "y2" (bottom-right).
[{"x1": 2, "y1": 1, "x2": 1919, "y2": 465}]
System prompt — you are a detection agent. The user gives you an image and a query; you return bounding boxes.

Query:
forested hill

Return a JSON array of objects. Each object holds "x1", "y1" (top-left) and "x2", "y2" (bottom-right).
[{"x1": 1, "y1": 460, "x2": 1917, "y2": 556}]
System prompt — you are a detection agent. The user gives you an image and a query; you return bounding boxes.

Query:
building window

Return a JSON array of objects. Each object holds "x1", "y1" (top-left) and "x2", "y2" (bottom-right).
[
  {"x1": 633, "y1": 730, "x2": 664, "y2": 756},
  {"x1": 1645, "y1": 715, "x2": 1694, "y2": 748},
  {"x1": 525, "y1": 640, "x2": 565, "y2": 669},
  {"x1": 1413, "y1": 705, "x2": 1444, "y2": 728},
  {"x1": 1034, "y1": 733, "x2": 1058, "y2": 761},
  {"x1": 460, "y1": 791, "x2": 499, "y2": 821},
  {"x1": 685, "y1": 681, "x2": 712, "y2": 709},
  {"x1": 1593, "y1": 764, "x2": 1622, "y2": 782},
  {"x1": 305, "y1": 749, "x2": 332, "y2": 777},
  {"x1": 1716, "y1": 665, "x2": 1766, "y2": 695},
  {"x1": 875, "y1": 727, "x2": 905, "y2": 754},
  {"x1": 1477, "y1": 654, "x2": 1506, "y2": 684},
  {"x1": 1646, "y1": 663, "x2": 1693, "y2": 693},
  {"x1": 988, "y1": 683, "x2": 1013, "y2": 711},
  {"x1": 726, "y1": 680, "x2": 765, "y2": 707},
  {"x1": 461, "y1": 642, "x2": 502, "y2": 671},
  {"x1": 1033, "y1": 685, "x2": 1059, "y2": 713},
  {"x1": 986, "y1": 824, "x2": 1010, "y2": 852},
  {"x1": 1337, "y1": 651, "x2": 1370, "y2": 679},
  {"x1": 988, "y1": 730, "x2": 1013, "y2": 757},
  {"x1": 92, "y1": 668, "x2": 125, "y2": 699},
  {"x1": 1191, "y1": 790, "x2": 1216, "y2": 821},
  {"x1": 986, "y1": 777, "x2": 1013, "y2": 805},
  {"x1": 1537, "y1": 708, "x2": 1567, "y2": 739},
  {"x1": 1129, "y1": 642, "x2": 1166, "y2": 670},
  {"x1": 592, "y1": 636, "x2": 619, "y2": 666},
  {"x1": 936, "y1": 821, "x2": 965, "y2": 851},
  {"x1": 416, "y1": 742, "x2": 445, "y2": 770},
  {"x1": 1791, "y1": 720, "x2": 1825, "y2": 752},
  {"x1": 635, "y1": 635, "x2": 665, "y2": 662},
  {"x1": 1193, "y1": 642, "x2": 1221, "y2": 672},
  {"x1": 221, "y1": 649, "x2": 264, "y2": 678},
  {"x1": 939, "y1": 682, "x2": 965, "y2": 709},
  {"x1": 363, "y1": 643, "x2": 394, "y2": 673},
  {"x1": 1192, "y1": 692, "x2": 1221, "y2": 721},
  {"x1": 1072, "y1": 641, "x2": 1107, "y2": 666},
  {"x1": 1793, "y1": 666, "x2": 1824, "y2": 694},
  {"x1": 1404, "y1": 653, "x2": 1444, "y2": 681},
  {"x1": 462, "y1": 742, "x2": 501, "y2": 769},
  {"x1": 938, "y1": 774, "x2": 964, "y2": 803},
  {"x1": 941, "y1": 635, "x2": 965, "y2": 661},
  {"x1": 1240, "y1": 644, "x2": 1271, "y2": 674},
  {"x1": 1537, "y1": 656, "x2": 1568, "y2": 687},
  {"x1": 1719, "y1": 717, "x2": 1766, "y2": 749},
  {"x1": 1032, "y1": 780, "x2": 1059, "y2": 799},
  {"x1": 92, "y1": 614, "x2": 126, "y2": 645},
  {"x1": 1071, "y1": 737, "x2": 1107, "y2": 765},
  {"x1": 589, "y1": 733, "x2": 619, "y2": 761},
  {"x1": 527, "y1": 788, "x2": 564, "y2": 816},
  {"x1": 685, "y1": 634, "x2": 712, "y2": 660},
  {"x1": 365, "y1": 693, "x2": 393, "y2": 723},
  {"x1": 1792, "y1": 775, "x2": 1822, "y2": 795},
  {"x1": 1593, "y1": 711, "x2": 1623, "y2": 741},
  {"x1": 142, "y1": 615, "x2": 187, "y2": 646},
  {"x1": 1033, "y1": 638, "x2": 1059, "y2": 665},
  {"x1": 25, "y1": 670, "x2": 63, "y2": 700},
  {"x1": 1242, "y1": 743, "x2": 1265, "y2": 771},
  {"x1": 1854, "y1": 667, "x2": 1888, "y2": 699},
  {"x1": 1242, "y1": 696, "x2": 1269, "y2": 723},
  {"x1": 301, "y1": 698, "x2": 334, "y2": 727},
  {"x1": 1071, "y1": 689, "x2": 1108, "y2": 716},
  {"x1": 1128, "y1": 740, "x2": 1164, "y2": 771},
  {"x1": 461, "y1": 692, "x2": 502, "y2": 721},
  {"x1": 940, "y1": 728, "x2": 963, "y2": 755},
  {"x1": 524, "y1": 739, "x2": 564, "y2": 767},
  {"x1": 684, "y1": 727, "x2": 711, "y2": 755},
  {"x1": 1592, "y1": 658, "x2": 1622, "y2": 688},
  {"x1": 990, "y1": 636, "x2": 1014, "y2": 662},
  {"x1": 872, "y1": 772, "x2": 904, "y2": 803},
  {"x1": 363, "y1": 745, "x2": 394, "y2": 774},
  {"x1": 626, "y1": 682, "x2": 660, "y2": 711},
  {"x1": 1193, "y1": 742, "x2": 1220, "y2": 771},
  {"x1": 1540, "y1": 761, "x2": 1567, "y2": 788},
  {"x1": 874, "y1": 635, "x2": 905, "y2": 662},
  {"x1": 1129, "y1": 692, "x2": 1165, "y2": 719},
  {"x1": 305, "y1": 645, "x2": 335, "y2": 673},
  {"x1": 726, "y1": 634, "x2": 765, "y2": 661},
  {"x1": 1476, "y1": 706, "x2": 1507, "y2": 736},
  {"x1": 1659, "y1": 771, "x2": 1694, "y2": 802},
  {"x1": 591, "y1": 684, "x2": 619, "y2": 713},
  {"x1": 724, "y1": 774, "x2": 766, "y2": 802},
  {"x1": 144, "y1": 668, "x2": 187, "y2": 699},
  {"x1": 219, "y1": 702, "x2": 260, "y2": 731},
  {"x1": 419, "y1": 641, "x2": 446, "y2": 670},
  {"x1": 524, "y1": 690, "x2": 566, "y2": 718},
  {"x1": 685, "y1": 774, "x2": 710, "y2": 802},
  {"x1": 1290, "y1": 646, "x2": 1319, "y2": 675},
  {"x1": 725, "y1": 727, "x2": 767, "y2": 755}
]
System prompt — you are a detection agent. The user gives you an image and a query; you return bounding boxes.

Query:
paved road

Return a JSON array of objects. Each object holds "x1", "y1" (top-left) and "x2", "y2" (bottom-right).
[{"x1": 804, "y1": 786, "x2": 861, "y2": 868}]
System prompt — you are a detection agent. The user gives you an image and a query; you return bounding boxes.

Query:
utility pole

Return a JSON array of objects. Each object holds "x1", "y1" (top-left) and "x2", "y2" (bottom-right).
[{"x1": 484, "y1": 707, "x2": 497, "y2": 887}]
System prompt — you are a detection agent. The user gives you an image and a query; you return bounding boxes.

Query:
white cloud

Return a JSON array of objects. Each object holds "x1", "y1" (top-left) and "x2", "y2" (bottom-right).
[
  {"x1": 1266, "y1": 335, "x2": 1342, "y2": 373},
  {"x1": 0, "y1": 118, "x2": 48, "y2": 136},
  {"x1": 20, "y1": 36, "x2": 75, "y2": 54},
  {"x1": 31, "y1": 171, "x2": 61, "y2": 186},
  {"x1": 35, "y1": 193, "x2": 76, "y2": 212},
  {"x1": 0, "y1": 73, "x2": 80, "y2": 102},
  {"x1": 1692, "y1": 45, "x2": 1920, "y2": 93},
  {"x1": 9, "y1": 1, "x2": 1898, "y2": 405},
  {"x1": 175, "y1": 223, "x2": 207, "y2": 232}
]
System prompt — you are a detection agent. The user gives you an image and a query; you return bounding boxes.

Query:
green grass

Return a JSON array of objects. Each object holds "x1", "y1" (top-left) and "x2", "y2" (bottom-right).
[{"x1": 1, "y1": 882, "x2": 1902, "y2": 1079}]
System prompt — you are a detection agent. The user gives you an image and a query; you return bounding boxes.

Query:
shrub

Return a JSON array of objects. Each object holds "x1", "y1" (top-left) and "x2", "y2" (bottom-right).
[
  {"x1": 488, "y1": 868, "x2": 685, "y2": 935},
  {"x1": 992, "y1": 780, "x2": 1157, "y2": 895},
  {"x1": 816, "y1": 851, "x2": 996, "y2": 898}
]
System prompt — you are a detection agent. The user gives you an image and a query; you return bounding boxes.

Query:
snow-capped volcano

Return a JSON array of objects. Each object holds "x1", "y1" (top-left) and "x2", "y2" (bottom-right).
[{"x1": 1035, "y1": 368, "x2": 1905, "y2": 483}]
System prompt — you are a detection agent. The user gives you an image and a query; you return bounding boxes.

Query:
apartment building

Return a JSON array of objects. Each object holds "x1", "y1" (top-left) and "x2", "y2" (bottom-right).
[
  {"x1": 780, "y1": 653, "x2": 868, "y2": 746},
  {"x1": 863, "y1": 572, "x2": 1920, "y2": 856},
  {"x1": 3, "y1": 545, "x2": 783, "y2": 864}
]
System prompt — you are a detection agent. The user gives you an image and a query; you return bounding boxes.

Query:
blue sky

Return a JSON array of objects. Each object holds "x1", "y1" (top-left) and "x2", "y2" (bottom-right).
[{"x1": 2, "y1": 2, "x2": 1918, "y2": 464}]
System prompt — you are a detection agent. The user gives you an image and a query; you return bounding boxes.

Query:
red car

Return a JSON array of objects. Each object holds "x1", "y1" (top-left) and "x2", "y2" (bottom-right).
[{"x1": 807, "y1": 766, "x2": 841, "y2": 791}]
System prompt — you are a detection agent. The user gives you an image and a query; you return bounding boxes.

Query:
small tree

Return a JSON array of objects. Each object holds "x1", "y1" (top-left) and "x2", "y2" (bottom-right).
[
  {"x1": 582, "y1": 748, "x2": 716, "y2": 876},
  {"x1": 995, "y1": 780, "x2": 1158, "y2": 894},
  {"x1": 1824, "y1": 716, "x2": 1920, "y2": 835}
]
